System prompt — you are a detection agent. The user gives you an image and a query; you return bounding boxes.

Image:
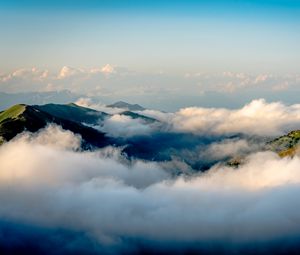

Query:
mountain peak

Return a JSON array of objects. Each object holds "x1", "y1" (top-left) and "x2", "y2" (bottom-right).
[
  {"x1": 107, "y1": 101, "x2": 145, "y2": 111},
  {"x1": 0, "y1": 104, "x2": 27, "y2": 123},
  {"x1": 67, "y1": 102, "x2": 80, "y2": 107}
]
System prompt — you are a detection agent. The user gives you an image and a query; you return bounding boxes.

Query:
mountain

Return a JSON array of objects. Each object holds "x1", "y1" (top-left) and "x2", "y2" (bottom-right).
[
  {"x1": 1, "y1": 102, "x2": 300, "y2": 174},
  {"x1": 0, "y1": 104, "x2": 113, "y2": 148},
  {"x1": 226, "y1": 130, "x2": 300, "y2": 167},
  {"x1": 267, "y1": 130, "x2": 300, "y2": 157},
  {"x1": 0, "y1": 102, "x2": 157, "y2": 148},
  {"x1": 120, "y1": 111, "x2": 157, "y2": 124},
  {"x1": 0, "y1": 104, "x2": 50, "y2": 142},
  {"x1": 107, "y1": 101, "x2": 145, "y2": 111},
  {"x1": 35, "y1": 103, "x2": 108, "y2": 124}
]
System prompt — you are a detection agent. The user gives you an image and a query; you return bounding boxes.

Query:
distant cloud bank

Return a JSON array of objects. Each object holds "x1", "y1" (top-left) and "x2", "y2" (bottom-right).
[{"x1": 1, "y1": 65, "x2": 300, "y2": 110}]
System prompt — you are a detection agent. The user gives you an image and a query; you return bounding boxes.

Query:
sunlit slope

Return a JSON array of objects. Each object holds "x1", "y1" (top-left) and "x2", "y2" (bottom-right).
[
  {"x1": 0, "y1": 104, "x2": 113, "y2": 147},
  {"x1": 268, "y1": 130, "x2": 300, "y2": 157},
  {"x1": 0, "y1": 104, "x2": 26, "y2": 123}
]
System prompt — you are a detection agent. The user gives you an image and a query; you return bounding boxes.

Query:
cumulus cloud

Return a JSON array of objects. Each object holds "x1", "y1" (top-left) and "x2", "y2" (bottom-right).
[
  {"x1": 58, "y1": 66, "x2": 83, "y2": 79},
  {"x1": 137, "y1": 99, "x2": 300, "y2": 136},
  {"x1": 157, "y1": 99, "x2": 300, "y2": 136},
  {"x1": 8, "y1": 67, "x2": 49, "y2": 81},
  {"x1": 101, "y1": 64, "x2": 115, "y2": 74},
  {"x1": 17, "y1": 125, "x2": 82, "y2": 150},
  {"x1": 75, "y1": 98, "x2": 300, "y2": 138},
  {"x1": 98, "y1": 114, "x2": 153, "y2": 137},
  {"x1": 0, "y1": 67, "x2": 51, "y2": 92},
  {"x1": 1, "y1": 125, "x2": 300, "y2": 255}
]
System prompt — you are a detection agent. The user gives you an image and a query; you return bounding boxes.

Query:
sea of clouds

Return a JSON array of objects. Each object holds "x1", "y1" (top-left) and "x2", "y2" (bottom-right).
[{"x1": 1, "y1": 101, "x2": 300, "y2": 255}]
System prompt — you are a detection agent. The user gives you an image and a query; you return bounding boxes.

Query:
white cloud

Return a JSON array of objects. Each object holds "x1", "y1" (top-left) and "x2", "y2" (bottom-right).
[
  {"x1": 17, "y1": 124, "x2": 82, "y2": 150},
  {"x1": 1, "y1": 67, "x2": 300, "y2": 110},
  {"x1": 75, "y1": 97, "x2": 125, "y2": 114},
  {"x1": 2, "y1": 67, "x2": 49, "y2": 82},
  {"x1": 58, "y1": 66, "x2": 83, "y2": 79},
  {"x1": 1, "y1": 126, "x2": 300, "y2": 247},
  {"x1": 169, "y1": 99, "x2": 300, "y2": 136},
  {"x1": 99, "y1": 114, "x2": 153, "y2": 137},
  {"x1": 200, "y1": 139, "x2": 261, "y2": 160},
  {"x1": 254, "y1": 74, "x2": 270, "y2": 84},
  {"x1": 101, "y1": 64, "x2": 115, "y2": 74}
]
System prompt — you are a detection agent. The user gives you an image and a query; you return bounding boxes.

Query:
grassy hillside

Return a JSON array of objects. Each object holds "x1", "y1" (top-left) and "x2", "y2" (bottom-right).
[
  {"x1": 0, "y1": 104, "x2": 26, "y2": 123},
  {"x1": 0, "y1": 104, "x2": 114, "y2": 148},
  {"x1": 267, "y1": 130, "x2": 300, "y2": 157},
  {"x1": 0, "y1": 104, "x2": 52, "y2": 142}
]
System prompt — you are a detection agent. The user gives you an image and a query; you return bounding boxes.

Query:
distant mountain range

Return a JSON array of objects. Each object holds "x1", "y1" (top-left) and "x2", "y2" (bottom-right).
[
  {"x1": 107, "y1": 101, "x2": 145, "y2": 111},
  {"x1": 0, "y1": 91, "x2": 148, "y2": 112}
]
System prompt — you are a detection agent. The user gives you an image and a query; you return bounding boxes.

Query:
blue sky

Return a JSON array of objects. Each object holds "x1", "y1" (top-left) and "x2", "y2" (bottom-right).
[{"x1": 0, "y1": 0, "x2": 299, "y2": 73}]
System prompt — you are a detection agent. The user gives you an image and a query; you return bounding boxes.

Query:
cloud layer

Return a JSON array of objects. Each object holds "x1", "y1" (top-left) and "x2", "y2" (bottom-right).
[
  {"x1": 140, "y1": 99, "x2": 300, "y2": 136},
  {"x1": 1, "y1": 124, "x2": 300, "y2": 253}
]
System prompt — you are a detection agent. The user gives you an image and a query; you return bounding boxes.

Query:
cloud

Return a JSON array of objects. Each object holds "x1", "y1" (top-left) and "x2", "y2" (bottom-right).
[
  {"x1": 76, "y1": 98, "x2": 300, "y2": 138},
  {"x1": 1, "y1": 67, "x2": 300, "y2": 110},
  {"x1": 18, "y1": 124, "x2": 82, "y2": 150},
  {"x1": 167, "y1": 99, "x2": 300, "y2": 136},
  {"x1": 1, "y1": 125, "x2": 300, "y2": 254},
  {"x1": 8, "y1": 67, "x2": 49, "y2": 81},
  {"x1": 58, "y1": 66, "x2": 83, "y2": 79},
  {"x1": 98, "y1": 114, "x2": 153, "y2": 137},
  {"x1": 0, "y1": 67, "x2": 51, "y2": 92},
  {"x1": 101, "y1": 64, "x2": 115, "y2": 74},
  {"x1": 138, "y1": 99, "x2": 300, "y2": 136},
  {"x1": 75, "y1": 97, "x2": 125, "y2": 114},
  {"x1": 254, "y1": 74, "x2": 270, "y2": 84},
  {"x1": 200, "y1": 138, "x2": 262, "y2": 160}
]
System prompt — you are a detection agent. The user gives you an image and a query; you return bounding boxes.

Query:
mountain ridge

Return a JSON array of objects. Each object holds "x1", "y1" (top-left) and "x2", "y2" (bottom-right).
[
  {"x1": 0, "y1": 103, "x2": 113, "y2": 148},
  {"x1": 107, "y1": 101, "x2": 145, "y2": 111}
]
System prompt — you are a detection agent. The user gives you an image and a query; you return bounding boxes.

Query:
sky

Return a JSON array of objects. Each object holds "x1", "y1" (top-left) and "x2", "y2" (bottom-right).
[
  {"x1": 0, "y1": 0, "x2": 299, "y2": 110},
  {"x1": 2, "y1": 2, "x2": 300, "y2": 253},
  {"x1": 0, "y1": 0, "x2": 299, "y2": 73}
]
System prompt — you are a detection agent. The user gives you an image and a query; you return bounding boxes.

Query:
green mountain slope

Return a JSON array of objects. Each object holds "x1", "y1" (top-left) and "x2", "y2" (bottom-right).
[
  {"x1": 267, "y1": 130, "x2": 300, "y2": 157},
  {"x1": 0, "y1": 104, "x2": 26, "y2": 122},
  {"x1": 35, "y1": 103, "x2": 108, "y2": 124},
  {"x1": 0, "y1": 104, "x2": 113, "y2": 148}
]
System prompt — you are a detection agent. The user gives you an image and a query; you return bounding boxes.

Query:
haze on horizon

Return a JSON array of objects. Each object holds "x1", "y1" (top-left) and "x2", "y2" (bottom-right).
[{"x1": 0, "y1": 1, "x2": 299, "y2": 110}]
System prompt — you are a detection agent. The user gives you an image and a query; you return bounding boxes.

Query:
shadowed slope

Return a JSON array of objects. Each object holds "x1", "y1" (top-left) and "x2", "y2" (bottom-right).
[{"x1": 0, "y1": 104, "x2": 113, "y2": 148}]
